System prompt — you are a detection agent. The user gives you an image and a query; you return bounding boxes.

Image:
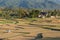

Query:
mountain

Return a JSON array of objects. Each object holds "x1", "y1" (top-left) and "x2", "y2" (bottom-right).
[{"x1": 0, "y1": 0, "x2": 60, "y2": 9}]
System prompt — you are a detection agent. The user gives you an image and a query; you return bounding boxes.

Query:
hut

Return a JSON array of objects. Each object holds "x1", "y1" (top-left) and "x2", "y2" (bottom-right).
[{"x1": 38, "y1": 12, "x2": 47, "y2": 18}]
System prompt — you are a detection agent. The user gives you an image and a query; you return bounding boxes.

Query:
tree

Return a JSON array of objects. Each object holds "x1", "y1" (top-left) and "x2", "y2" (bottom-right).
[{"x1": 30, "y1": 9, "x2": 40, "y2": 18}]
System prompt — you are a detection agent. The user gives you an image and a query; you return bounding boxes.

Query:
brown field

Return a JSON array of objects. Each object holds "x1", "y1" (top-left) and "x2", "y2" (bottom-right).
[{"x1": 0, "y1": 18, "x2": 60, "y2": 40}]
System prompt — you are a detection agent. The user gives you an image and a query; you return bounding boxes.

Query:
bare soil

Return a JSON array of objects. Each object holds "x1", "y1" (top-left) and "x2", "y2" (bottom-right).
[{"x1": 0, "y1": 18, "x2": 60, "y2": 40}]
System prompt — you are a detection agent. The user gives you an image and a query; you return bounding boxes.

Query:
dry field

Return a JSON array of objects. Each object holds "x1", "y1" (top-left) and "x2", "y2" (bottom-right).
[{"x1": 0, "y1": 18, "x2": 60, "y2": 40}]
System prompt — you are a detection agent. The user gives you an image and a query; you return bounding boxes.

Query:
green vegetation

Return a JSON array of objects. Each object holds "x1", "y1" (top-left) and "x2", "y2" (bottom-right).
[{"x1": 0, "y1": 8, "x2": 60, "y2": 20}]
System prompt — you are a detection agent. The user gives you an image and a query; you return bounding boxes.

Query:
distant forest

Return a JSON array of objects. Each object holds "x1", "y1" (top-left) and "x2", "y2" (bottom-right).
[{"x1": 0, "y1": 7, "x2": 60, "y2": 19}]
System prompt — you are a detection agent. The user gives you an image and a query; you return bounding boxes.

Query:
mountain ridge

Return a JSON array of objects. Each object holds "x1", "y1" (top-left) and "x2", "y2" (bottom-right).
[{"x1": 0, "y1": 0, "x2": 60, "y2": 9}]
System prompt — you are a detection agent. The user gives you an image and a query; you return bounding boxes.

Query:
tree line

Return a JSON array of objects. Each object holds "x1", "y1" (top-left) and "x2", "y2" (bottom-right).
[{"x1": 0, "y1": 7, "x2": 60, "y2": 19}]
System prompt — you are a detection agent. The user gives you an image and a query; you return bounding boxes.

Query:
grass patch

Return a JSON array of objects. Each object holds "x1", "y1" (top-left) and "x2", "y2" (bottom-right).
[
  {"x1": 13, "y1": 32, "x2": 30, "y2": 34},
  {"x1": 0, "y1": 20, "x2": 15, "y2": 24}
]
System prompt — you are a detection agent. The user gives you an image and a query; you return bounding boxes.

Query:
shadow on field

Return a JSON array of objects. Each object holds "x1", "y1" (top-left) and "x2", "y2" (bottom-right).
[
  {"x1": 27, "y1": 37, "x2": 60, "y2": 40},
  {"x1": 40, "y1": 27, "x2": 60, "y2": 31},
  {"x1": 29, "y1": 24, "x2": 60, "y2": 31}
]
